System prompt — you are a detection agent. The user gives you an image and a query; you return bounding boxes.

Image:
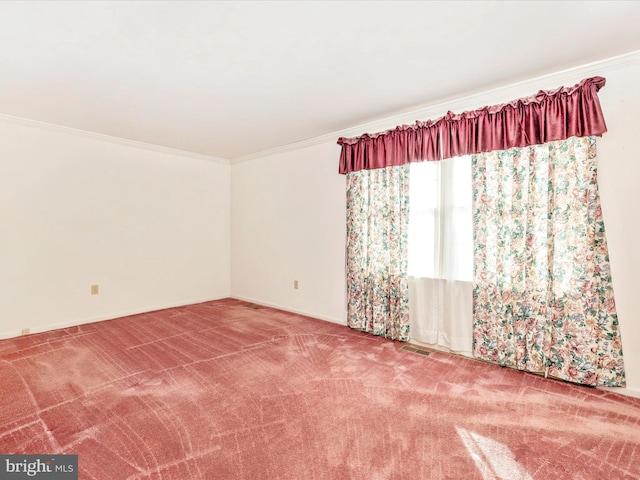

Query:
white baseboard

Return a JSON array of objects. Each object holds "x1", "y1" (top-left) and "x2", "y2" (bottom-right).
[
  {"x1": 230, "y1": 295, "x2": 347, "y2": 327},
  {"x1": 0, "y1": 295, "x2": 230, "y2": 340},
  {"x1": 598, "y1": 386, "x2": 640, "y2": 399}
]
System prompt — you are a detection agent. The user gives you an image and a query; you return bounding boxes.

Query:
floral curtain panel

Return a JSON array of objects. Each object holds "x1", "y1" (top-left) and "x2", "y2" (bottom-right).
[
  {"x1": 345, "y1": 165, "x2": 410, "y2": 341},
  {"x1": 472, "y1": 136, "x2": 625, "y2": 387}
]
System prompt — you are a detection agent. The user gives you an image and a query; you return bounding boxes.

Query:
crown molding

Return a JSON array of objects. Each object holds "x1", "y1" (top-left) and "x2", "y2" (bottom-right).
[
  {"x1": 231, "y1": 49, "x2": 640, "y2": 165},
  {"x1": 3, "y1": 49, "x2": 639, "y2": 167},
  {"x1": 0, "y1": 113, "x2": 231, "y2": 165}
]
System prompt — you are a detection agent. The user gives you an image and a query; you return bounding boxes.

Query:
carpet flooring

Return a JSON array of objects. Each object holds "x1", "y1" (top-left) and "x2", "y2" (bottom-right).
[{"x1": 1, "y1": 298, "x2": 639, "y2": 479}]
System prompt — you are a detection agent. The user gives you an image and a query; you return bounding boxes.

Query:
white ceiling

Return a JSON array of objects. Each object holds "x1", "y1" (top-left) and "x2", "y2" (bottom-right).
[{"x1": 1, "y1": 1, "x2": 640, "y2": 160}]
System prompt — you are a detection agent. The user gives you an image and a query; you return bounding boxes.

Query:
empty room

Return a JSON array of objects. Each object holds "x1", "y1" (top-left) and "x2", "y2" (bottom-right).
[{"x1": 2, "y1": 1, "x2": 640, "y2": 479}]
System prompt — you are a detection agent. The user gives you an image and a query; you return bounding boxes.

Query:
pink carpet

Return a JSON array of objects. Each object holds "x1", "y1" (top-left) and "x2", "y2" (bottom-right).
[{"x1": 1, "y1": 298, "x2": 639, "y2": 479}]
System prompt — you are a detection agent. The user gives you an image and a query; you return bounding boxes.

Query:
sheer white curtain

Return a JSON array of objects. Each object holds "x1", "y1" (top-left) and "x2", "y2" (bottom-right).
[{"x1": 408, "y1": 155, "x2": 473, "y2": 354}]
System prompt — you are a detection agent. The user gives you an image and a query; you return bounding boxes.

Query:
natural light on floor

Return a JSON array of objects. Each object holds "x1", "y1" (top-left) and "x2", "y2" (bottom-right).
[{"x1": 456, "y1": 427, "x2": 532, "y2": 480}]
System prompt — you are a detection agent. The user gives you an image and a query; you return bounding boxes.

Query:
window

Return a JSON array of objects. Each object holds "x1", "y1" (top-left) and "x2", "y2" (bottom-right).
[{"x1": 408, "y1": 155, "x2": 473, "y2": 282}]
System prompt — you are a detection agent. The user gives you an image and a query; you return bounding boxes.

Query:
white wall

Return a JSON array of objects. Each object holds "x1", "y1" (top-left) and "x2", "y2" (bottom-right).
[
  {"x1": 0, "y1": 118, "x2": 230, "y2": 337},
  {"x1": 231, "y1": 141, "x2": 346, "y2": 323},
  {"x1": 595, "y1": 62, "x2": 640, "y2": 396},
  {"x1": 230, "y1": 53, "x2": 640, "y2": 395}
]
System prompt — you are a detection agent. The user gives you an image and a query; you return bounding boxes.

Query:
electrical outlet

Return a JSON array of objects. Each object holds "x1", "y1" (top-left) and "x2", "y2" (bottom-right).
[
  {"x1": 21, "y1": 328, "x2": 30, "y2": 336},
  {"x1": 91, "y1": 284, "x2": 99, "y2": 295},
  {"x1": 294, "y1": 280, "x2": 299, "y2": 289}
]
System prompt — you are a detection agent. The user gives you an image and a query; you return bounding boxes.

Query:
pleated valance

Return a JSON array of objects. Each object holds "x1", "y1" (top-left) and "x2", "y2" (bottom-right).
[{"x1": 338, "y1": 76, "x2": 608, "y2": 174}]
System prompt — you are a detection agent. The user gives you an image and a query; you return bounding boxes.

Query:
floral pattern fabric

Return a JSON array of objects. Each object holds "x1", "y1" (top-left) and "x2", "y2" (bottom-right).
[
  {"x1": 472, "y1": 136, "x2": 625, "y2": 387},
  {"x1": 346, "y1": 165, "x2": 410, "y2": 341}
]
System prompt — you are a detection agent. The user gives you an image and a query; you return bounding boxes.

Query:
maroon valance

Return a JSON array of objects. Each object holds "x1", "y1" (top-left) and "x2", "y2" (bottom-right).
[{"x1": 338, "y1": 77, "x2": 608, "y2": 174}]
